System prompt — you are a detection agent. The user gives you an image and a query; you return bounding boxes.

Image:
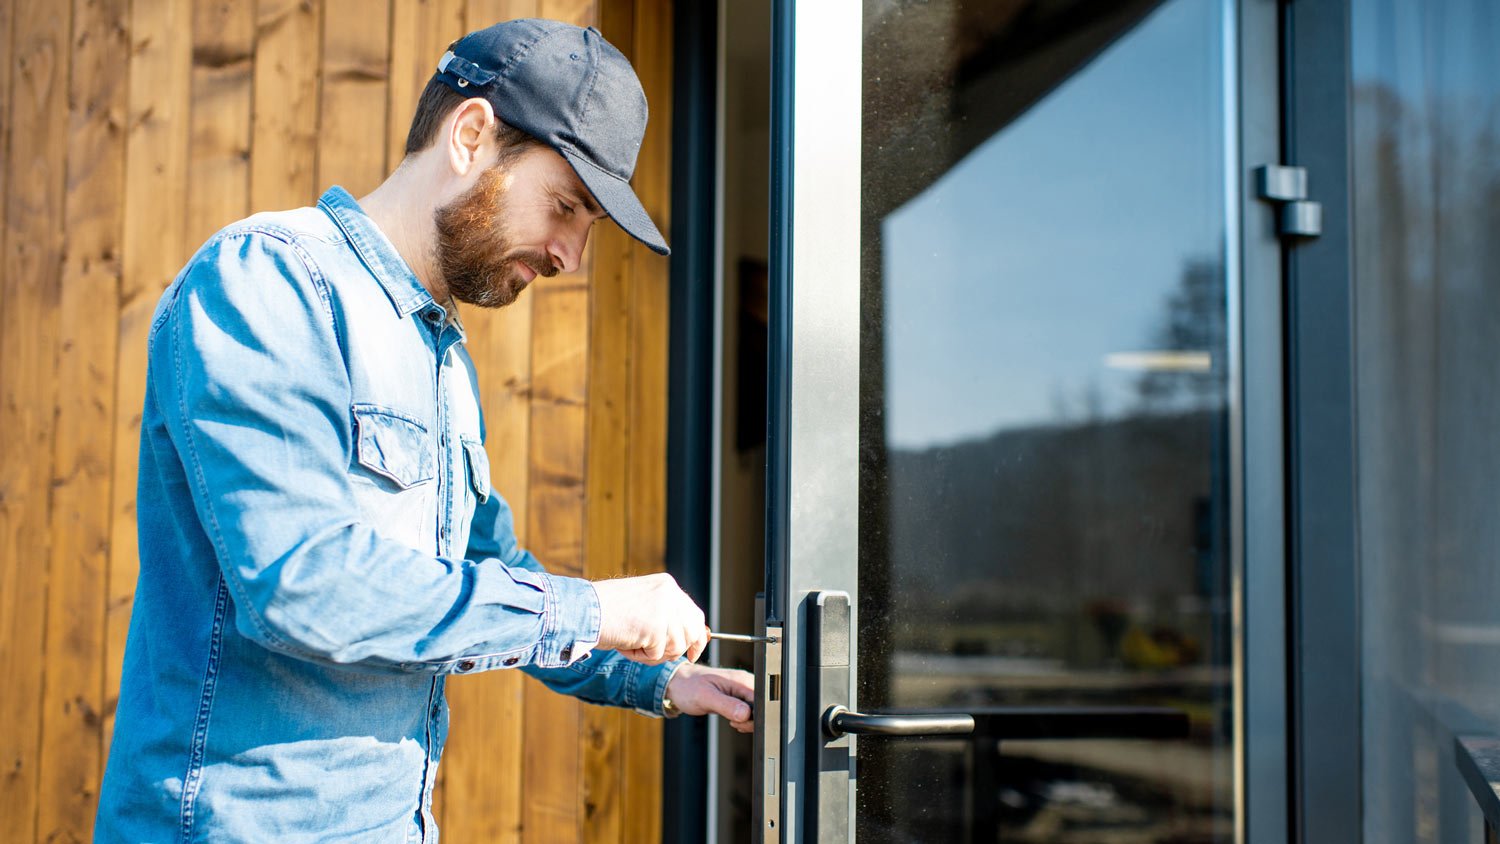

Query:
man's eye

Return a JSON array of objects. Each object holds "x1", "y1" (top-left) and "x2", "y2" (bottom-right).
[{"x1": 558, "y1": 199, "x2": 575, "y2": 215}]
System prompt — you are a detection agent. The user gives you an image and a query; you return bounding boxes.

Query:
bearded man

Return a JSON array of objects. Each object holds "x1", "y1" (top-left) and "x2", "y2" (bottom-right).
[{"x1": 95, "y1": 19, "x2": 751, "y2": 843}]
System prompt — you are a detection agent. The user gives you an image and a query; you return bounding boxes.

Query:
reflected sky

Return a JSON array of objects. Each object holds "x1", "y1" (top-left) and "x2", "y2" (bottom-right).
[{"x1": 881, "y1": 0, "x2": 1228, "y2": 449}]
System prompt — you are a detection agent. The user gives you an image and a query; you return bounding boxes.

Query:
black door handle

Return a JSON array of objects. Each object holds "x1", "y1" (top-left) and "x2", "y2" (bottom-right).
[
  {"x1": 822, "y1": 705, "x2": 975, "y2": 738},
  {"x1": 821, "y1": 704, "x2": 1189, "y2": 741}
]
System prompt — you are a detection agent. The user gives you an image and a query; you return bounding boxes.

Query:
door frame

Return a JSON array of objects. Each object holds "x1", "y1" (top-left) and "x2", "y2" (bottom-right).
[
  {"x1": 763, "y1": 0, "x2": 863, "y2": 840},
  {"x1": 1280, "y1": 1, "x2": 1363, "y2": 841},
  {"x1": 756, "y1": 0, "x2": 1298, "y2": 841},
  {"x1": 662, "y1": 1, "x2": 722, "y2": 841}
]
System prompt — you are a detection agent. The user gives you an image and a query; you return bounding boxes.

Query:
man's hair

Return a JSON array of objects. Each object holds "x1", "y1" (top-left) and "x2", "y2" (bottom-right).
[{"x1": 403, "y1": 77, "x2": 541, "y2": 161}]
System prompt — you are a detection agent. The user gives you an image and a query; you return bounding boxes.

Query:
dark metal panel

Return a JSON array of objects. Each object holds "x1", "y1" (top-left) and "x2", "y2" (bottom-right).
[
  {"x1": 764, "y1": 1, "x2": 794, "y2": 838},
  {"x1": 1455, "y1": 737, "x2": 1500, "y2": 837},
  {"x1": 1282, "y1": 0, "x2": 1363, "y2": 841},
  {"x1": 765, "y1": 0, "x2": 793, "y2": 633},
  {"x1": 663, "y1": 1, "x2": 720, "y2": 840},
  {"x1": 1237, "y1": 3, "x2": 1293, "y2": 844}
]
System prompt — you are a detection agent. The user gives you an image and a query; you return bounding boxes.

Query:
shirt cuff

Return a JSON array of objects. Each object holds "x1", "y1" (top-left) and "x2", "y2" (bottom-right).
[
  {"x1": 632, "y1": 658, "x2": 686, "y2": 718},
  {"x1": 522, "y1": 570, "x2": 601, "y2": 668}
]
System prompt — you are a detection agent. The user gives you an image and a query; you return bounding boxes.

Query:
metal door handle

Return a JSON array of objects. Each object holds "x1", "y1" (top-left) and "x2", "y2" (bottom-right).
[{"x1": 822, "y1": 705, "x2": 975, "y2": 738}]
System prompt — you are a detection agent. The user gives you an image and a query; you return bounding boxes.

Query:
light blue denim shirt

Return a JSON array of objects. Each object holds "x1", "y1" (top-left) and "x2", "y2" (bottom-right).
[{"x1": 95, "y1": 186, "x2": 680, "y2": 843}]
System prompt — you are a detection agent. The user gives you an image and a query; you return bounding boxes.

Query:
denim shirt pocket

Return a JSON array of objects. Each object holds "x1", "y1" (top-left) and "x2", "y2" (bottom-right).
[
  {"x1": 461, "y1": 438, "x2": 490, "y2": 504},
  {"x1": 352, "y1": 403, "x2": 434, "y2": 489}
]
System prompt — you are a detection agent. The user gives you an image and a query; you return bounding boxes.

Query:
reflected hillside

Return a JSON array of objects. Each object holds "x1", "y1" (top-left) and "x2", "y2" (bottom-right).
[
  {"x1": 886, "y1": 407, "x2": 1222, "y2": 653},
  {"x1": 857, "y1": 256, "x2": 1233, "y2": 843},
  {"x1": 869, "y1": 255, "x2": 1229, "y2": 680}
]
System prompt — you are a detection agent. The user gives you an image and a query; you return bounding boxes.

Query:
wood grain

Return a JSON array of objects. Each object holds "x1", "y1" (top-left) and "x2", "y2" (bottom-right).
[
  {"x1": 622, "y1": 3, "x2": 672, "y2": 840},
  {"x1": 317, "y1": 0, "x2": 391, "y2": 195},
  {"x1": 543, "y1": 0, "x2": 594, "y2": 29},
  {"x1": 579, "y1": 224, "x2": 630, "y2": 842},
  {"x1": 527, "y1": 274, "x2": 591, "y2": 577},
  {"x1": 582, "y1": 6, "x2": 638, "y2": 841},
  {"x1": 0, "y1": 0, "x2": 12, "y2": 349},
  {"x1": 387, "y1": 0, "x2": 465, "y2": 173},
  {"x1": 34, "y1": 1, "x2": 129, "y2": 839},
  {"x1": 464, "y1": 0, "x2": 538, "y2": 28},
  {"x1": 523, "y1": 266, "x2": 590, "y2": 842},
  {"x1": 186, "y1": 0, "x2": 254, "y2": 247},
  {"x1": 0, "y1": 2, "x2": 72, "y2": 838},
  {"x1": 250, "y1": 0, "x2": 322, "y2": 210}
]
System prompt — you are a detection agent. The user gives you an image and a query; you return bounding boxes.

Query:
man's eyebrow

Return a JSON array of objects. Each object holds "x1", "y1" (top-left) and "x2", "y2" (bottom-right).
[
  {"x1": 572, "y1": 189, "x2": 604, "y2": 218},
  {"x1": 558, "y1": 176, "x2": 604, "y2": 218}
]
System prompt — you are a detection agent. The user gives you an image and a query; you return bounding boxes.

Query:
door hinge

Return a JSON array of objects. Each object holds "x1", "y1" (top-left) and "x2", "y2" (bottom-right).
[{"x1": 1255, "y1": 164, "x2": 1322, "y2": 239}]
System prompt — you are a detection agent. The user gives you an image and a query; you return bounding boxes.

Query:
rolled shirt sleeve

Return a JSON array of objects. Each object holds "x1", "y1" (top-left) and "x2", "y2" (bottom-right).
[{"x1": 466, "y1": 478, "x2": 681, "y2": 713}]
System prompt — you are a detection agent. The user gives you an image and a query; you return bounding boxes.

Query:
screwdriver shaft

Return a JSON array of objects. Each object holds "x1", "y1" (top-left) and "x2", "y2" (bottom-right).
[{"x1": 709, "y1": 631, "x2": 778, "y2": 644}]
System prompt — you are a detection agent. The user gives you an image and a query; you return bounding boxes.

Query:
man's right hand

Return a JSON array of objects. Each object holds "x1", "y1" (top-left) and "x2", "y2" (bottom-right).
[{"x1": 592, "y1": 573, "x2": 709, "y2": 665}]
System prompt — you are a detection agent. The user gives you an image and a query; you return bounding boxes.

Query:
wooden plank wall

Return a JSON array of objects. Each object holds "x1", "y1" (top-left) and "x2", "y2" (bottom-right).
[{"x1": 0, "y1": 1, "x2": 675, "y2": 841}]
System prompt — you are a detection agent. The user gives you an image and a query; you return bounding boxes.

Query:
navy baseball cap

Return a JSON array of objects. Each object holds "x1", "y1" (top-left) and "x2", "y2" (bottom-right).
[{"x1": 435, "y1": 19, "x2": 669, "y2": 256}]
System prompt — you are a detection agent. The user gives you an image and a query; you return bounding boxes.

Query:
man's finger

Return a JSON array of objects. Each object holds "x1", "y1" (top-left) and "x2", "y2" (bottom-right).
[
  {"x1": 710, "y1": 670, "x2": 755, "y2": 702},
  {"x1": 707, "y1": 689, "x2": 752, "y2": 723},
  {"x1": 663, "y1": 628, "x2": 687, "y2": 662},
  {"x1": 684, "y1": 625, "x2": 710, "y2": 663}
]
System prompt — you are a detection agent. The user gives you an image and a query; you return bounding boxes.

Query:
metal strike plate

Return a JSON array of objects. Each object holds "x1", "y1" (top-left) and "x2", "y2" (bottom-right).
[
  {"x1": 752, "y1": 594, "x2": 783, "y2": 843},
  {"x1": 806, "y1": 591, "x2": 852, "y2": 843},
  {"x1": 1255, "y1": 164, "x2": 1309, "y2": 202}
]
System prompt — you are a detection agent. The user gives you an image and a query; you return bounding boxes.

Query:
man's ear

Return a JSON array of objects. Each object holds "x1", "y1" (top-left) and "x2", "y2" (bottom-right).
[{"x1": 445, "y1": 97, "x2": 496, "y2": 177}]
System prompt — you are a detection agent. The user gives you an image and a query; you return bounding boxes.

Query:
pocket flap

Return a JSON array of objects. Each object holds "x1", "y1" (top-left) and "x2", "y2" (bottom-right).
[
  {"x1": 462, "y1": 438, "x2": 491, "y2": 504},
  {"x1": 352, "y1": 404, "x2": 434, "y2": 489}
]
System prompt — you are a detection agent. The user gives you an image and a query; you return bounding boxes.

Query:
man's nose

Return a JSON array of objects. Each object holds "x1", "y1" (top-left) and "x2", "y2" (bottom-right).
[{"x1": 547, "y1": 227, "x2": 590, "y2": 275}]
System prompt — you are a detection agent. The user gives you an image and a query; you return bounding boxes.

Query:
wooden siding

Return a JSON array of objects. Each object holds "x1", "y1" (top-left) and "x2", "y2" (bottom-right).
[{"x1": 0, "y1": 0, "x2": 674, "y2": 840}]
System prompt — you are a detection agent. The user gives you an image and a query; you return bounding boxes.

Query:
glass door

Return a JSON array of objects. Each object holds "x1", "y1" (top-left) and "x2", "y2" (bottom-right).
[{"x1": 756, "y1": 0, "x2": 1289, "y2": 841}]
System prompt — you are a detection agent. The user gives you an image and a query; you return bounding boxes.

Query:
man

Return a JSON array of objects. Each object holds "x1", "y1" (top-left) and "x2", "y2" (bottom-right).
[{"x1": 95, "y1": 19, "x2": 752, "y2": 843}]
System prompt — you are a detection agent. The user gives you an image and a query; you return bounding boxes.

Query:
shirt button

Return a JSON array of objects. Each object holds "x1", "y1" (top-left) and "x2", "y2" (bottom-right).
[
  {"x1": 560, "y1": 646, "x2": 572, "y2": 662},
  {"x1": 503, "y1": 656, "x2": 519, "y2": 667},
  {"x1": 424, "y1": 309, "x2": 442, "y2": 324},
  {"x1": 457, "y1": 660, "x2": 475, "y2": 672}
]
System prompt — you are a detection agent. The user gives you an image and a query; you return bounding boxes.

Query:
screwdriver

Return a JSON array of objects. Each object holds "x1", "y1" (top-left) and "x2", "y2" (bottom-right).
[{"x1": 708, "y1": 630, "x2": 778, "y2": 644}]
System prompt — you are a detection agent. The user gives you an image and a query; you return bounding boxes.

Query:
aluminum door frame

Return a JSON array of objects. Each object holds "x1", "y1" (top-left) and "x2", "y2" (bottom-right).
[
  {"x1": 764, "y1": 0, "x2": 861, "y2": 841},
  {"x1": 1238, "y1": 2, "x2": 1293, "y2": 843},
  {"x1": 761, "y1": 1, "x2": 1292, "y2": 842}
]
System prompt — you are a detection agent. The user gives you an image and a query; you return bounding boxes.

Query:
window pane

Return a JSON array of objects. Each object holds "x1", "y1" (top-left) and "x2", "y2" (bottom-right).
[
  {"x1": 1353, "y1": 2, "x2": 1500, "y2": 842},
  {"x1": 857, "y1": 1, "x2": 1238, "y2": 840}
]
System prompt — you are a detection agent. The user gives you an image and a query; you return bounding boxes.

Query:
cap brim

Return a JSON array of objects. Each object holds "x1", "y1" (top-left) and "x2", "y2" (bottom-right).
[{"x1": 561, "y1": 149, "x2": 670, "y2": 257}]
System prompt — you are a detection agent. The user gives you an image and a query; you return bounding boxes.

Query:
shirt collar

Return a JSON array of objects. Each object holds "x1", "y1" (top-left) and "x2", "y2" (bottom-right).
[
  {"x1": 317, "y1": 185, "x2": 433, "y2": 318},
  {"x1": 439, "y1": 296, "x2": 468, "y2": 342}
]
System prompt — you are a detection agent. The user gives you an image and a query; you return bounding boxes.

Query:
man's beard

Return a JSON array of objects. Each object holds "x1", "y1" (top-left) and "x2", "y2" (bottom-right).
[{"x1": 433, "y1": 165, "x2": 556, "y2": 309}]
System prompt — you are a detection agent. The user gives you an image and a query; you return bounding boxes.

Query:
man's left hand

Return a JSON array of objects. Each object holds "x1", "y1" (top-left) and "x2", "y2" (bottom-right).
[{"x1": 664, "y1": 663, "x2": 755, "y2": 733}]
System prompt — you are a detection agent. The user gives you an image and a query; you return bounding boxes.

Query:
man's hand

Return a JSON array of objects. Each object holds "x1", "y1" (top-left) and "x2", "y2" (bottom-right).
[
  {"x1": 665, "y1": 663, "x2": 755, "y2": 733},
  {"x1": 593, "y1": 573, "x2": 709, "y2": 665}
]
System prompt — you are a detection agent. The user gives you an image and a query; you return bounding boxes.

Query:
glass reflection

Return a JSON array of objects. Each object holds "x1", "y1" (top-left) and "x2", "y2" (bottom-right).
[
  {"x1": 1352, "y1": 1, "x2": 1500, "y2": 842},
  {"x1": 857, "y1": 0, "x2": 1236, "y2": 841}
]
